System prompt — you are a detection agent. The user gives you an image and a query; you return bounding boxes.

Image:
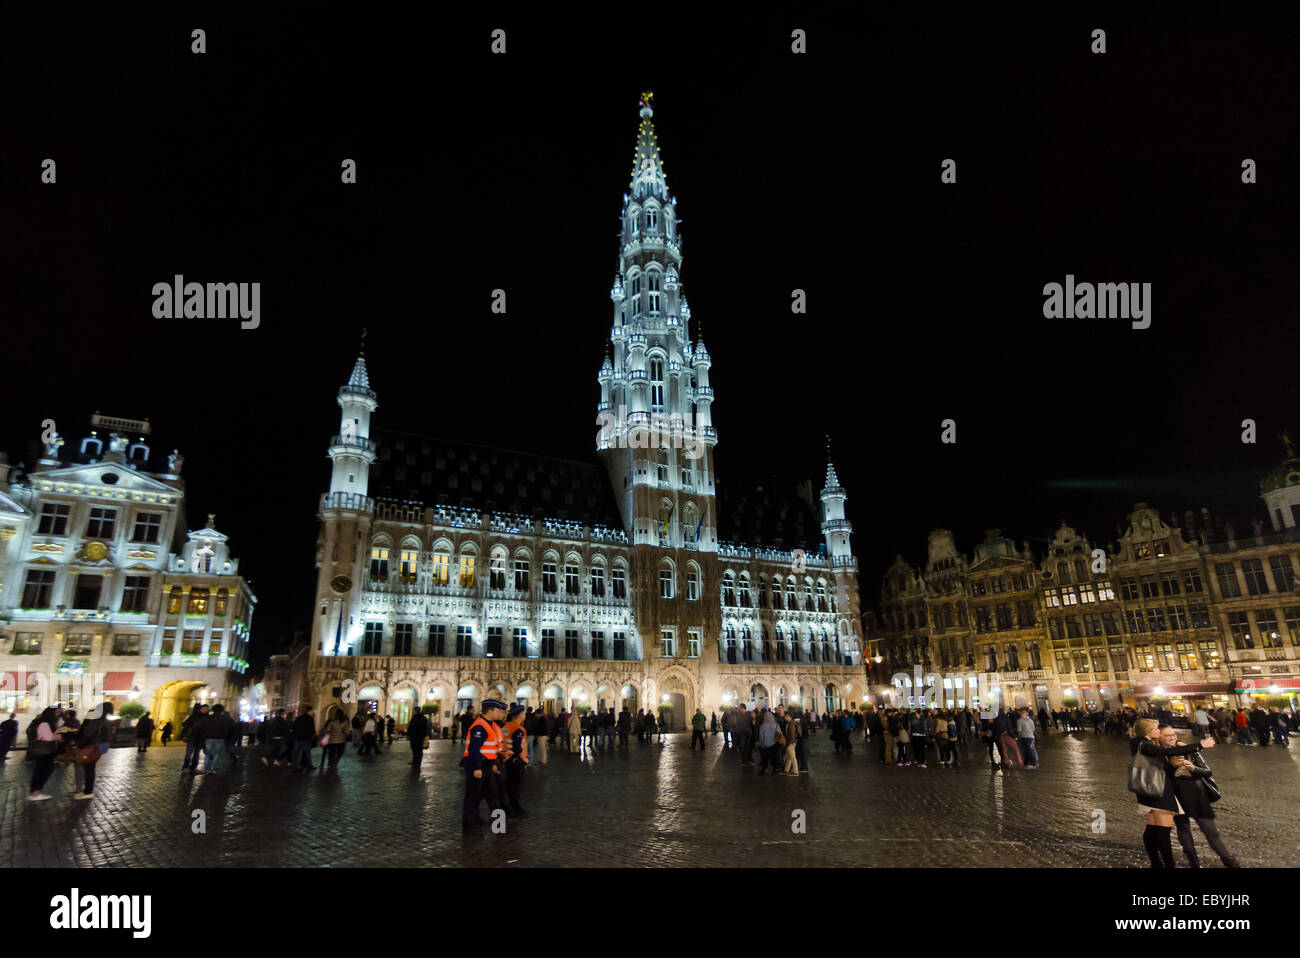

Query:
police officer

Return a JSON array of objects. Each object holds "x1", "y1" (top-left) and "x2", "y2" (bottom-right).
[
  {"x1": 462, "y1": 698, "x2": 507, "y2": 834},
  {"x1": 503, "y1": 704, "x2": 529, "y2": 819}
]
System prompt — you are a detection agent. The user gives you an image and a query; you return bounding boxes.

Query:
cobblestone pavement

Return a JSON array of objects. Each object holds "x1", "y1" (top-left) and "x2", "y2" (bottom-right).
[{"x1": 1, "y1": 729, "x2": 1295, "y2": 868}]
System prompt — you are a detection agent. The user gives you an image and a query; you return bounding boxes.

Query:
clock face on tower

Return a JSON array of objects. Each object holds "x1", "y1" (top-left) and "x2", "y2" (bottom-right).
[{"x1": 330, "y1": 575, "x2": 352, "y2": 594}]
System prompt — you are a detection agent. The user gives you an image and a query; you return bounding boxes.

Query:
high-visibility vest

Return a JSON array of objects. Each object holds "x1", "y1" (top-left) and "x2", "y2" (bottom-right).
[
  {"x1": 504, "y1": 720, "x2": 528, "y2": 762},
  {"x1": 462, "y1": 716, "x2": 502, "y2": 760}
]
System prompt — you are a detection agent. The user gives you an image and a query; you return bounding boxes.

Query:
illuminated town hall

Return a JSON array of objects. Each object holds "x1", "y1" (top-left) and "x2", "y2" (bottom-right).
[{"x1": 305, "y1": 94, "x2": 866, "y2": 730}]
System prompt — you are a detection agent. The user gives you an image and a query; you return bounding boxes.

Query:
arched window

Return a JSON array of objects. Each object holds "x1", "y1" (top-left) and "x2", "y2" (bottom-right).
[
  {"x1": 803, "y1": 577, "x2": 814, "y2": 611},
  {"x1": 488, "y1": 545, "x2": 507, "y2": 589},
  {"x1": 785, "y1": 577, "x2": 797, "y2": 609},
  {"x1": 659, "y1": 560, "x2": 675, "y2": 599},
  {"x1": 400, "y1": 540, "x2": 421, "y2": 584},
  {"x1": 1073, "y1": 558, "x2": 1088, "y2": 580},
  {"x1": 790, "y1": 625, "x2": 801, "y2": 662},
  {"x1": 741, "y1": 622, "x2": 753, "y2": 661},
  {"x1": 722, "y1": 572, "x2": 736, "y2": 607},
  {"x1": 724, "y1": 622, "x2": 738, "y2": 663},
  {"x1": 1056, "y1": 561, "x2": 1070, "y2": 584},
  {"x1": 458, "y1": 547, "x2": 477, "y2": 588},
  {"x1": 758, "y1": 575, "x2": 768, "y2": 608},
  {"x1": 649, "y1": 356, "x2": 665, "y2": 408},
  {"x1": 431, "y1": 546, "x2": 450, "y2": 586},
  {"x1": 816, "y1": 580, "x2": 827, "y2": 612},
  {"x1": 739, "y1": 573, "x2": 751, "y2": 607},
  {"x1": 369, "y1": 541, "x2": 390, "y2": 580},
  {"x1": 647, "y1": 271, "x2": 662, "y2": 313},
  {"x1": 645, "y1": 205, "x2": 658, "y2": 233}
]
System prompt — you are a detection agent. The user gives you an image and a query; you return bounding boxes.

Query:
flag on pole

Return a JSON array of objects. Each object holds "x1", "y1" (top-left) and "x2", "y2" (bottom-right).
[
  {"x1": 660, "y1": 500, "x2": 676, "y2": 537},
  {"x1": 694, "y1": 510, "x2": 704, "y2": 543}
]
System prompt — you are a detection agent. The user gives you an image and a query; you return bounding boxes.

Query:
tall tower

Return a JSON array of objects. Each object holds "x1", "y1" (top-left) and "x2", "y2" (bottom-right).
[
  {"x1": 821, "y1": 449, "x2": 853, "y2": 559},
  {"x1": 311, "y1": 352, "x2": 378, "y2": 659},
  {"x1": 596, "y1": 91, "x2": 720, "y2": 695},
  {"x1": 597, "y1": 91, "x2": 717, "y2": 552}
]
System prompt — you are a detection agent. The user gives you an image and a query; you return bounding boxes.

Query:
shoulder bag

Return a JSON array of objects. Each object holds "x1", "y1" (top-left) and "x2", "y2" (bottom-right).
[{"x1": 1127, "y1": 745, "x2": 1166, "y2": 801}]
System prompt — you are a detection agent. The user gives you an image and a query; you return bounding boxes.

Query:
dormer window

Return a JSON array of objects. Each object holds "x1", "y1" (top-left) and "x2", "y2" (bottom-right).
[
  {"x1": 646, "y1": 206, "x2": 658, "y2": 233},
  {"x1": 648, "y1": 273, "x2": 662, "y2": 313}
]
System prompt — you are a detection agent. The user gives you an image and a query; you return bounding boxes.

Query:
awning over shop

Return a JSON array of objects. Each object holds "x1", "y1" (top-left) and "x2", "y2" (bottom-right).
[
  {"x1": 1233, "y1": 677, "x2": 1300, "y2": 692},
  {"x1": 103, "y1": 672, "x2": 136, "y2": 692},
  {"x1": 0, "y1": 671, "x2": 40, "y2": 692}
]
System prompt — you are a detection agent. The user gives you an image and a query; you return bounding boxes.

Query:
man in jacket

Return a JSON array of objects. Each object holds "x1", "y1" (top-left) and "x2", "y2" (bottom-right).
[
  {"x1": 1016, "y1": 707, "x2": 1039, "y2": 768},
  {"x1": 690, "y1": 708, "x2": 707, "y2": 750},
  {"x1": 286, "y1": 705, "x2": 316, "y2": 772},
  {"x1": 733, "y1": 705, "x2": 751, "y2": 764},
  {"x1": 195, "y1": 704, "x2": 234, "y2": 772},
  {"x1": 407, "y1": 708, "x2": 430, "y2": 765},
  {"x1": 617, "y1": 707, "x2": 631, "y2": 750},
  {"x1": 1249, "y1": 705, "x2": 1270, "y2": 747},
  {"x1": 263, "y1": 708, "x2": 289, "y2": 765},
  {"x1": 181, "y1": 703, "x2": 208, "y2": 771},
  {"x1": 782, "y1": 709, "x2": 799, "y2": 774},
  {"x1": 456, "y1": 706, "x2": 475, "y2": 745}
]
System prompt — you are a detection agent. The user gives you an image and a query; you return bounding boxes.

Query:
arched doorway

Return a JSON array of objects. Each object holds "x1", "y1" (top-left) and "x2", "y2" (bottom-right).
[
  {"x1": 750, "y1": 684, "x2": 769, "y2": 710},
  {"x1": 824, "y1": 683, "x2": 840, "y2": 713},
  {"x1": 150, "y1": 680, "x2": 208, "y2": 740},
  {"x1": 390, "y1": 686, "x2": 416, "y2": 727},
  {"x1": 620, "y1": 683, "x2": 639, "y2": 712},
  {"x1": 515, "y1": 684, "x2": 536, "y2": 708},
  {"x1": 660, "y1": 692, "x2": 685, "y2": 730},
  {"x1": 426, "y1": 685, "x2": 449, "y2": 736},
  {"x1": 596, "y1": 683, "x2": 614, "y2": 712},
  {"x1": 456, "y1": 684, "x2": 478, "y2": 713},
  {"x1": 358, "y1": 684, "x2": 384, "y2": 716},
  {"x1": 721, "y1": 686, "x2": 740, "y2": 710},
  {"x1": 543, "y1": 684, "x2": 564, "y2": 715}
]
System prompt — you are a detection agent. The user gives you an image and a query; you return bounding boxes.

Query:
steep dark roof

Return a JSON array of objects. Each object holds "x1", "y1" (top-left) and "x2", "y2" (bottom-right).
[
  {"x1": 715, "y1": 475, "x2": 824, "y2": 553},
  {"x1": 369, "y1": 430, "x2": 623, "y2": 528}
]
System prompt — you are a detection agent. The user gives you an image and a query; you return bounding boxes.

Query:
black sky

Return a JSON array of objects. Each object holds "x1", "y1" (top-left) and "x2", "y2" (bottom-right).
[{"x1": 2, "y1": 6, "x2": 1297, "y2": 667}]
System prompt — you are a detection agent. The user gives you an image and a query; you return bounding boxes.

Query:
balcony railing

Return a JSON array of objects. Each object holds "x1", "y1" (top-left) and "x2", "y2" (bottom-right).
[{"x1": 321, "y1": 492, "x2": 373, "y2": 512}]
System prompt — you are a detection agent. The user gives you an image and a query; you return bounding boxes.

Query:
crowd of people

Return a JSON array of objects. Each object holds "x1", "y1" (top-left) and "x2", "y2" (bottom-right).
[{"x1": 11, "y1": 691, "x2": 1293, "y2": 866}]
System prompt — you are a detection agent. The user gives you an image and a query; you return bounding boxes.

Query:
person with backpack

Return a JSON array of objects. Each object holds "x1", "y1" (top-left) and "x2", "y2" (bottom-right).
[
  {"x1": 27, "y1": 706, "x2": 63, "y2": 801},
  {"x1": 895, "y1": 711, "x2": 912, "y2": 766}
]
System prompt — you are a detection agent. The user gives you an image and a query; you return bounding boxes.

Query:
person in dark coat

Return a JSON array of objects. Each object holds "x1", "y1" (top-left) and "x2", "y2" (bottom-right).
[
  {"x1": 134, "y1": 712, "x2": 155, "y2": 752},
  {"x1": 1158, "y1": 725, "x2": 1238, "y2": 867},
  {"x1": 73, "y1": 702, "x2": 114, "y2": 799},
  {"x1": 407, "y1": 709, "x2": 430, "y2": 765},
  {"x1": 385, "y1": 714, "x2": 395, "y2": 744},
  {"x1": 290, "y1": 706, "x2": 317, "y2": 772},
  {"x1": 1130, "y1": 718, "x2": 1216, "y2": 868},
  {"x1": 160, "y1": 720, "x2": 174, "y2": 746},
  {"x1": 1249, "y1": 706, "x2": 1270, "y2": 747},
  {"x1": 0, "y1": 713, "x2": 18, "y2": 763}
]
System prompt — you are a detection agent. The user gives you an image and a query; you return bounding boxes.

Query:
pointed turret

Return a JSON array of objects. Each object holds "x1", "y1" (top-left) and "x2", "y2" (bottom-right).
[
  {"x1": 629, "y1": 91, "x2": 668, "y2": 201},
  {"x1": 329, "y1": 344, "x2": 379, "y2": 502},
  {"x1": 821, "y1": 437, "x2": 853, "y2": 560},
  {"x1": 1261, "y1": 431, "x2": 1300, "y2": 531}
]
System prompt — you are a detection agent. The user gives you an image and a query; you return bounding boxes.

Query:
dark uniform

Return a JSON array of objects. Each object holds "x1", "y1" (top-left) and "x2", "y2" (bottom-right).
[
  {"x1": 503, "y1": 705, "x2": 529, "y2": 818},
  {"x1": 462, "y1": 699, "x2": 507, "y2": 833}
]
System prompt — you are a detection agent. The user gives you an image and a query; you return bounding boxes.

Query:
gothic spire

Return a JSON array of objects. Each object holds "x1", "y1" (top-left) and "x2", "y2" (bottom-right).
[{"x1": 629, "y1": 91, "x2": 668, "y2": 200}]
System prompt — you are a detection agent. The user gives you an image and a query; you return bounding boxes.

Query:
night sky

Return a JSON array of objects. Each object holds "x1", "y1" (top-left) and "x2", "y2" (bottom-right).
[{"x1": 3, "y1": 7, "x2": 1297, "y2": 667}]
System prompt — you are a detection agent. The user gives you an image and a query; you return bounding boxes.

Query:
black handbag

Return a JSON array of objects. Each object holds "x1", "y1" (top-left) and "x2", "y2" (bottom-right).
[
  {"x1": 29, "y1": 738, "x2": 57, "y2": 757},
  {"x1": 1127, "y1": 747, "x2": 1166, "y2": 801}
]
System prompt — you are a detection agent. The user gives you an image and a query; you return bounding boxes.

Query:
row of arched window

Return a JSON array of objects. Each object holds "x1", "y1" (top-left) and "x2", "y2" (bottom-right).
[{"x1": 721, "y1": 572, "x2": 835, "y2": 613}]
